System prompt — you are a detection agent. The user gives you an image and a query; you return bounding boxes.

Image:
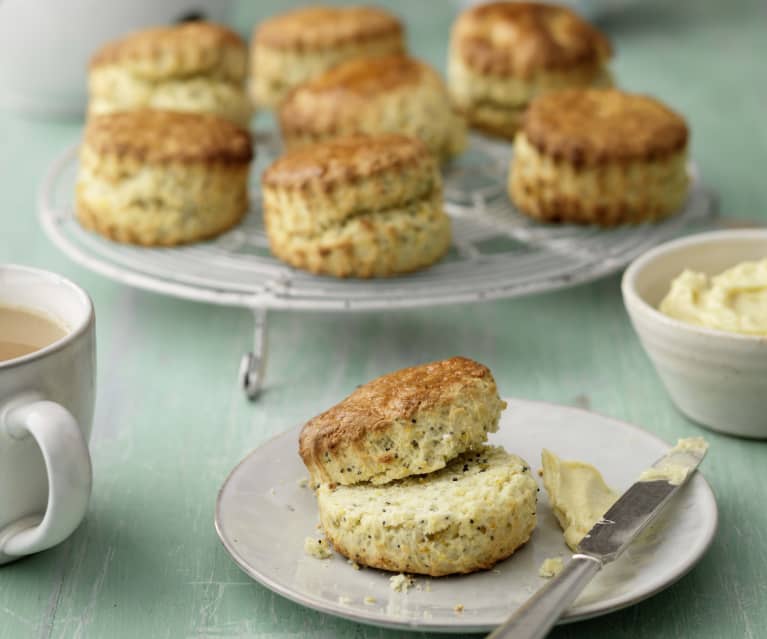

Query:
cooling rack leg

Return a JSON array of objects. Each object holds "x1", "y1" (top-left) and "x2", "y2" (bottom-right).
[{"x1": 239, "y1": 307, "x2": 268, "y2": 400}]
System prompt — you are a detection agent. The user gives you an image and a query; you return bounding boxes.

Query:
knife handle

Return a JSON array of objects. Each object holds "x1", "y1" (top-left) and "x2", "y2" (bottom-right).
[{"x1": 487, "y1": 554, "x2": 603, "y2": 639}]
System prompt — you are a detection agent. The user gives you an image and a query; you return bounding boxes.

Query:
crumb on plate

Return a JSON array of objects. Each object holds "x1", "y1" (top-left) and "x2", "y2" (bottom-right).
[
  {"x1": 389, "y1": 573, "x2": 415, "y2": 593},
  {"x1": 304, "y1": 536, "x2": 333, "y2": 559}
]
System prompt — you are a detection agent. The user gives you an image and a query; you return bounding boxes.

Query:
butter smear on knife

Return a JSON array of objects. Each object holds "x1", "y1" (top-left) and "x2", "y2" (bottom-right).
[
  {"x1": 639, "y1": 437, "x2": 709, "y2": 485},
  {"x1": 541, "y1": 449, "x2": 618, "y2": 551}
]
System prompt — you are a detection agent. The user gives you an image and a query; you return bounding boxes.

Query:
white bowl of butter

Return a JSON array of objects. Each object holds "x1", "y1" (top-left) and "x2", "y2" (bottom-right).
[{"x1": 622, "y1": 229, "x2": 767, "y2": 438}]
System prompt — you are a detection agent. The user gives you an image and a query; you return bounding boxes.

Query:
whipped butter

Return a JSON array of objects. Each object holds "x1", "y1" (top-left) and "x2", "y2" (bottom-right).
[
  {"x1": 539, "y1": 557, "x2": 564, "y2": 578},
  {"x1": 659, "y1": 259, "x2": 767, "y2": 336},
  {"x1": 639, "y1": 437, "x2": 709, "y2": 485},
  {"x1": 541, "y1": 450, "x2": 619, "y2": 551}
]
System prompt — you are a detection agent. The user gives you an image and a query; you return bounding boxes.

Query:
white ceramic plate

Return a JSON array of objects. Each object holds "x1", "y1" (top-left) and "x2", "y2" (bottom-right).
[{"x1": 215, "y1": 399, "x2": 718, "y2": 633}]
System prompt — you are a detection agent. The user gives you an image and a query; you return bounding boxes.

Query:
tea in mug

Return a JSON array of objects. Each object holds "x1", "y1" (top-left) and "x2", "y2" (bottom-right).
[{"x1": 0, "y1": 306, "x2": 68, "y2": 362}]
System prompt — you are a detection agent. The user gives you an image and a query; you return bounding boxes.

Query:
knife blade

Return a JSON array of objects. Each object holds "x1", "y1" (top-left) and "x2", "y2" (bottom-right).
[{"x1": 487, "y1": 437, "x2": 709, "y2": 639}]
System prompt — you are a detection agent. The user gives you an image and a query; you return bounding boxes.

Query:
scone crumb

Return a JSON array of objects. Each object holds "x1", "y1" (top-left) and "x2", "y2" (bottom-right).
[
  {"x1": 491, "y1": 569, "x2": 502, "y2": 575},
  {"x1": 539, "y1": 557, "x2": 564, "y2": 578},
  {"x1": 454, "y1": 603, "x2": 464, "y2": 614},
  {"x1": 338, "y1": 596, "x2": 352, "y2": 605},
  {"x1": 347, "y1": 559, "x2": 362, "y2": 570},
  {"x1": 297, "y1": 477, "x2": 309, "y2": 488},
  {"x1": 304, "y1": 537, "x2": 333, "y2": 559},
  {"x1": 364, "y1": 596, "x2": 377, "y2": 605},
  {"x1": 389, "y1": 573, "x2": 415, "y2": 593}
]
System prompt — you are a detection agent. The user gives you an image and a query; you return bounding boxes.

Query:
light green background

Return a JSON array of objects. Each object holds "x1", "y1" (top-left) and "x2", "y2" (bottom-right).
[{"x1": 1, "y1": 1, "x2": 766, "y2": 637}]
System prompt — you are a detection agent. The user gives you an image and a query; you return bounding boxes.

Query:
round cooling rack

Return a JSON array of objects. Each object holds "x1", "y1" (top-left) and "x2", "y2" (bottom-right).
[{"x1": 39, "y1": 131, "x2": 718, "y2": 397}]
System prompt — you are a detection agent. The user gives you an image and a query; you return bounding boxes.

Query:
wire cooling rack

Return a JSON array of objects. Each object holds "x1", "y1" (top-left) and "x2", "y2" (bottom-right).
[{"x1": 39, "y1": 131, "x2": 717, "y2": 397}]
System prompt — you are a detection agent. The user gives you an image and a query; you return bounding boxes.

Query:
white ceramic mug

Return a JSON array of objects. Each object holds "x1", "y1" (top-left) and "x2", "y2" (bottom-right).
[
  {"x1": 0, "y1": 0, "x2": 233, "y2": 117},
  {"x1": 0, "y1": 265, "x2": 95, "y2": 564}
]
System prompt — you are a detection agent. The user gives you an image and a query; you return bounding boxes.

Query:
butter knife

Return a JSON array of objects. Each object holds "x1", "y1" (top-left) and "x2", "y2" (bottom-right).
[{"x1": 487, "y1": 438, "x2": 708, "y2": 639}]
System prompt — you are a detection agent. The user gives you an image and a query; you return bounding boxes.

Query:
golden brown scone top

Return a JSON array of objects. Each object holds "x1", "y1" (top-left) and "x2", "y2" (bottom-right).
[
  {"x1": 262, "y1": 134, "x2": 432, "y2": 190},
  {"x1": 299, "y1": 357, "x2": 497, "y2": 460},
  {"x1": 90, "y1": 22, "x2": 246, "y2": 81},
  {"x1": 452, "y1": 1, "x2": 611, "y2": 77},
  {"x1": 83, "y1": 110, "x2": 253, "y2": 164},
  {"x1": 289, "y1": 54, "x2": 429, "y2": 98},
  {"x1": 254, "y1": 5, "x2": 403, "y2": 50},
  {"x1": 522, "y1": 89, "x2": 689, "y2": 165}
]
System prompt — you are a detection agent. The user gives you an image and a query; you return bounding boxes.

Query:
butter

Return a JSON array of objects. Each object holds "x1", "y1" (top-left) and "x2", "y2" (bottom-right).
[
  {"x1": 541, "y1": 449, "x2": 619, "y2": 551},
  {"x1": 659, "y1": 259, "x2": 767, "y2": 336},
  {"x1": 639, "y1": 437, "x2": 708, "y2": 485},
  {"x1": 539, "y1": 557, "x2": 564, "y2": 578}
]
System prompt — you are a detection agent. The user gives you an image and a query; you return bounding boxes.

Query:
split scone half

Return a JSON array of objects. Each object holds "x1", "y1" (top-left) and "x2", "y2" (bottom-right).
[
  {"x1": 278, "y1": 54, "x2": 466, "y2": 162},
  {"x1": 88, "y1": 22, "x2": 251, "y2": 127},
  {"x1": 448, "y1": 1, "x2": 612, "y2": 140},
  {"x1": 250, "y1": 5, "x2": 405, "y2": 109},
  {"x1": 299, "y1": 357, "x2": 506, "y2": 486},
  {"x1": 262, "y1": 134, "x2": 452, "y2": 278},
  {"x1": 317, "y1": 445, "x2": 538, "y2": 576},
  {"x1": 509, "y1": 88, "x2": 690, "y2": 225},
  {"x1": 76, "y1": 110, "x2": 252, "y2": 246}
]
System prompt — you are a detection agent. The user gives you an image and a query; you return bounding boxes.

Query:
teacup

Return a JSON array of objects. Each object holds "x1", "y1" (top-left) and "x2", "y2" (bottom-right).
[{"x1": 0, "y1": 264, "x2": 95, "y2": 564}]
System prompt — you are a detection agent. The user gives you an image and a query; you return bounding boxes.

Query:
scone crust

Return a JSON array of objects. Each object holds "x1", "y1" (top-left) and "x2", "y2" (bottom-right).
[
  {"x1": 279, "y1": 55, "x2": 467, "y2": 160},
  {"x1": 90, "y1": 22, "x2": 246, "y2": 81},
  {"x1": 77, "y1": 111, "x2": 251, "y2": 246},
  {"x1": 509, "y1": 132, "x2": 689, "y2": 226},
  {"x1": 263, "y1": 134, "x2": 431, "y2": 191},
  {"x1": 317, "y1": 446, "x2": 538, "y2": 576},
  {"x1": 523, "y1": 88, "x2": 689, "y2": 165},
  {"x1": 82, "y1": 110, "x2": 253, "y2": 165},
  {"x1": 452, "y1": 1, "x2": 611, "y2": 77},
  {"x1": 254, "y1": 6, "x2": 402, "y2": 50},
  {"x1": 282, "y1": 52, "x2": 423, "y2": 99},
  {"x1": 265, "y1": 190, "x2": 451, "y2": 278},
  {"x1": 300, "y1": 357, "x2": 507, "y2": 485}
]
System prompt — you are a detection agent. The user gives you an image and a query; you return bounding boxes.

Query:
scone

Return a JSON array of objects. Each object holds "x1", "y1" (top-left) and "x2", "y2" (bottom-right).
[
  {"x1": 299, "y1": 357, "x2": 505, "y2": 486},
  {"x1": 76, "y1": 110, "x2": 252, "y2": 246},
  {"x1": 448, "y1": 1, "x2": 612, "y2": 139},
  {"x1": 509, "y1": 88, "x2": 690, "y2": 225},
  {"x1": 262, "y1": 134, "x2": 452, "y2": 278},
  {"x1": 278, "y1": 54, "x2": 466, "y2": 161},
  {"x1": 317, "y1": 445, "x2": 538, "y2": 576},
  {"x1": 251, "y1": 5, "x2": 405, "y2": 108},
  {"x1": 88, "y1": 22, "x2": 251, "y2": 127}
]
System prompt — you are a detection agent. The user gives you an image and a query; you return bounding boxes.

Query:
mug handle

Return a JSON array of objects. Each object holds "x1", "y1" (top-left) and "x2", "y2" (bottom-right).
[{"x1": 0, "y1": 397, "x2": 92, "y2": 559}]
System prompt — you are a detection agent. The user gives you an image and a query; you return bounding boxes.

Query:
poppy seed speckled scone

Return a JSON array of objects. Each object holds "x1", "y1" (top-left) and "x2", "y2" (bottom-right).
[
  {"x1": 509, "y1": 89, "x2": 690, "y2": 226},
  {"x1": 448, "y1": 1, "x2": 612, "y2": 140},
  {"x1": 88, "y1": 22, "x2": 252, "y2": 127},
  {"x1": 299, "y1": 357, "x2": 506, "y2": 486},
  {"x1": 317, "y1": 445, "x2": 538, "y2": 576},
  {"x1": 278, "y1": 54, "x2": 466, "y2": 162},
  {"x1": 262, "y1": 134, "x2": 451, "y2": 278},
  {"x1": 76, "y1": 110, "x2": 253, "y2": 246},
  {"x1": 250, "y1": 5, "x2": 405, "y2": 109}
]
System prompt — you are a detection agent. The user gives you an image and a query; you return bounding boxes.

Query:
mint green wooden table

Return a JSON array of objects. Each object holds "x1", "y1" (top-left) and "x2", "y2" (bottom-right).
[{"x1": 1, "y1": 1, "x2": 766, "y2": 637}]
